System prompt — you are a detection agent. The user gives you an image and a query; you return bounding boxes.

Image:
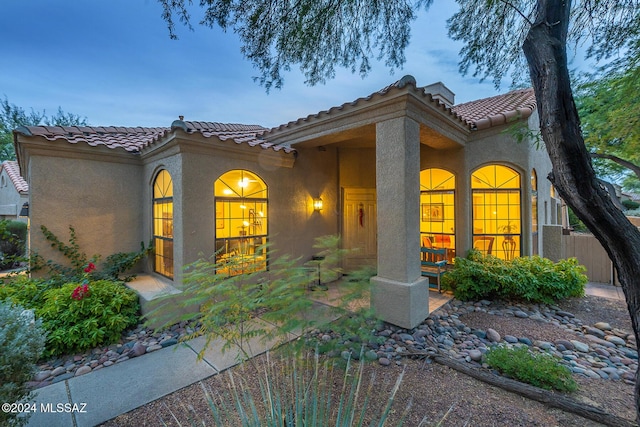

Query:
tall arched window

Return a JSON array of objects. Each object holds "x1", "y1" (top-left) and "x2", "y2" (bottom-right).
[
  {"x1": 214, "y1": 170, "x2": 268, "y2": 275},
  {"x1": 153, "y1": 170, "x2": 173, "y2": 278},
  {"x1": 420, "y1": 168, "x2": 456, "y2": 262},
  {"x1": 472, "y1": 165, "x2": 521, "y2": 260}
]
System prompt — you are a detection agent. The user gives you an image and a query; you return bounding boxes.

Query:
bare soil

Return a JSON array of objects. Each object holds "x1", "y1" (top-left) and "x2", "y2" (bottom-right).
[{"x1": 102, "y1": 294, "x2": 638, "y2": 426}]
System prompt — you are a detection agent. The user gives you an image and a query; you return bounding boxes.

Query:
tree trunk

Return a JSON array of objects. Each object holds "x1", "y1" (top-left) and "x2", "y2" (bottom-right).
[
  {"x1": 429, "y1": 354, "x2": 635, "y2": 427},
  {"x1": 522, "y1": 0, "x2": 640, "y2": 421}
]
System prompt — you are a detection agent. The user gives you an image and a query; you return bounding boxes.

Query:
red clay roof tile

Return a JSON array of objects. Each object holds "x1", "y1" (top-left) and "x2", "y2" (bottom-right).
[
  {"x1": 15, "y1": 122, "x2": 294, "y2": 154},
  {"x1": 265, "y1": 76, "x2": 536, "y2": 134},
  {"x1": 452, "y1": 88, "x2": 536, "y2": 130},
  {"x1": 1, "y1": 160, "x2": 28, "y2": 193},
  {"x1": 14, "y1": 79, "x2": 536, "y2": 156}
]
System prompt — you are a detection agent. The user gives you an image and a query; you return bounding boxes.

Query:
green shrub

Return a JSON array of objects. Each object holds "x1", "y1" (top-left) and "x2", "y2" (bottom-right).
[
  {"x1": 442, "y1": 250, "x2": 586, "y2": 304},
  {"x1": 0, "y1": 220, "x2": 28, "y2": 270},
  {"x1": 36, "y1": 280, "x2": 139, "y2": 356},
  {"x1": 567, "y1": 207, "x2": 588, "y2": 232},
  {"x1": 622, "y1": 199, "x2": 640, "y2": 210},
  {"x1": 0, "y1": 302, "x2": 46, "y2": 427},
  {"x1": 485, "y1": 345, "x2": 577, "y2": 392},
  {"x1": 0, "y1": 276, "x2": 53, "y2": 309}
]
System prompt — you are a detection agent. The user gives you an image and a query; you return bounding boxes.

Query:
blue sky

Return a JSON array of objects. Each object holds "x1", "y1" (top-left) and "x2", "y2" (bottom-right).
[{"x1": 2, "y1": 0, "x2": 508, "y2": 129}]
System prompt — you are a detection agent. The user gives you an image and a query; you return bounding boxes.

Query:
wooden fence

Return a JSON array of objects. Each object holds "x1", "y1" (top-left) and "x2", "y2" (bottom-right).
[
  {"x1": 562, "y1": 233, "x2": 616, "y2": 284},
  {"x1": 561, "y1": 217, "x2": 639, "y2": 284}
]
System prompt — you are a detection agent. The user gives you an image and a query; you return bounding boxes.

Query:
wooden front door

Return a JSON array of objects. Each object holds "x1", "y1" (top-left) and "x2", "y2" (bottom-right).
[{"x1": 342, "y1": 188, "x2": 377, "y2": 270}]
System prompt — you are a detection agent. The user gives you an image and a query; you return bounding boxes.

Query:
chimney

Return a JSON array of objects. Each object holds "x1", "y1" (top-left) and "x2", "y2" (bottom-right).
[{"x1": 423, "y1": 82, "x2": 455, "y2": 108}]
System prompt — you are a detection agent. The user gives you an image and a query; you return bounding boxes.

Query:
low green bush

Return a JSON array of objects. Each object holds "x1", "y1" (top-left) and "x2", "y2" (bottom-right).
[
  {"x1": 0, "y1": 302, "x2": 46, "y2": 427},
  {"x1": 485, "y1": 345, "x2": 577, "y2": 392},
  {"x1": 0, "y1": 276, "x2": 52, "y2": 309},
  {"x1": 1, "y1": 225, "x2": 145, "y2": 357},
  {"x1": 441, "y1": 250, "x2": 586, "y2": 303},
  {"x1": 622, "y1": 199, "x2": 640, "y2": 210},
  {"x1": 0, "y1": 220, "x2": 27, "y2": 270},
  {"x1": 36, "y1": 280, "x2": 139, "y2": 356}
]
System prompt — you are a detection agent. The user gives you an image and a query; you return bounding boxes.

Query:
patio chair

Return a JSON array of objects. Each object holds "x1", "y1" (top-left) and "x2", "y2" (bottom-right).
[{"x1": 473, "y1": 236, "x2": 494, "y2": 255}]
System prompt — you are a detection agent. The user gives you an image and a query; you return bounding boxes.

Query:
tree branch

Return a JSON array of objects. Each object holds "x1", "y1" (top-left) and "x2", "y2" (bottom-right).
[
  {"x1": 498, "y1": 0, "x2": 533, "y2": 26},
  {"x1": 591, "y1": 152, "x2": 640, "y2": 181}
]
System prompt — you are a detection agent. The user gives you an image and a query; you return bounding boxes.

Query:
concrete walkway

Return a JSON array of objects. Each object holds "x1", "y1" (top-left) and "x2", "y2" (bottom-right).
[
  {"x1": 23, "y1": 282, "x2": 617, "y2": 426},
  {"x1": 584, "y1": 281, "x2": 625, "y2": 300}
]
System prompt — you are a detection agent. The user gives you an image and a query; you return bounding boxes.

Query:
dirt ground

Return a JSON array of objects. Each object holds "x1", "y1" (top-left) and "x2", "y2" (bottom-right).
[{"x1": 102, "y1": 294, "x2": 638, "y2": 426}]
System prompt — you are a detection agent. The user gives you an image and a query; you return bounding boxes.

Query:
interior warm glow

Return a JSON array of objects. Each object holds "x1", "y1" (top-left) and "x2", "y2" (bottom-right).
[
  {"x1": 153, "y1": 170, "x2": 174, "y2": 279},
  {"x1": 313, "y1": 197, "x2": 323, "y2": 211},
  {"x1": 471, "y1": 165, "x2": 521, "y2": 260},
  {"x1": 214, "y1": 169, "x2": 268, "y2": 275},
  {"x1": 420, "y1": 168, "x2": 456, "y2": 262}
]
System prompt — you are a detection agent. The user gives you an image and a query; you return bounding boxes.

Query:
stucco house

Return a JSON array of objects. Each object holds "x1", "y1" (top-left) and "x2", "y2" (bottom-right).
[
  {"x1": 0, "y1": 160, "x2": 29, "y2": 222},
  {"x1": 13, "y1": 75, "x2": 562, "y2": 328}
]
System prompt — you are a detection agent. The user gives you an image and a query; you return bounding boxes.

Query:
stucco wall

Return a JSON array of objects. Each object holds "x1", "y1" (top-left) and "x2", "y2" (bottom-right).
[
  {"x1": 28, "y1": 153, "x2": 143, "y2": 272},
  {"x1": 339, "y1": 147, "x2": 376, "y2": 188},
  {"x1": 140, "y1": 139, "x2": 339, "y2": 288}
]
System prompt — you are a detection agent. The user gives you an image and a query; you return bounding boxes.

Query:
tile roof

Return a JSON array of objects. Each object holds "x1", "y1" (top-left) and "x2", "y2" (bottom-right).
[
  {"x1": 452, "y1": 88, "x2": 537, "y2": 131},
  {"x1": 14, "y1": 122, "x2": 293, "y2": 154},
  {"x1": 175, "y1": 121, "x2": 292, "y2": 152},
  {"x1": 13, "y1": 78, "x2": 536, "y2": 156},
  {"x1": 16, "y1": 125, "x2": 168, "y2": 152},
  {"x1": 266, "y1": 76, "x2": 536, "y2": 134},
  {"x1": 1, "y1": 160, "x2": 28, "y2": 193}
]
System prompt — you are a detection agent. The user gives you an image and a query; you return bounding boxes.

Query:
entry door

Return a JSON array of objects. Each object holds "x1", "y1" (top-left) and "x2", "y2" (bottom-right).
[{"x1": 342, "y1": 188, "x2": 377, "y2": 270}]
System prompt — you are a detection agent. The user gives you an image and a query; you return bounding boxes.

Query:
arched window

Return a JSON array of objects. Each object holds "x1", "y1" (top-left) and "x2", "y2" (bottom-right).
[
  {"x1": 420, "y1": 168, "x2": 456, "y2": 262},
  {"x1": 153, "y1": 170, "x2": 173, "y2": 278},
  {"x1": 472, "y1": 165, "x2": 521, "y2": 260},
  {"x1": 214, "y1": 170, "x2": 268, "y2": 274}
]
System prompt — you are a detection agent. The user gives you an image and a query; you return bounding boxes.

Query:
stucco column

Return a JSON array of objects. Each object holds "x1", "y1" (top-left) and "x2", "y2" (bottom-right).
[
  {"x1": 542, "y1": 224, "x2": 564, "y2": 262},
  {"x1": 370, "y1": 116, "x2": 429, "y2": 329}
]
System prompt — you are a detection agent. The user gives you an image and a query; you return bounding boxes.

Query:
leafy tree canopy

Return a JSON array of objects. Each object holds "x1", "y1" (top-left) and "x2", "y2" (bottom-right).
[
  {"x1": 158, "y1": 0, "x2": 432, "y2": 90},
  {"x1": 575, "y1": 42, "x2": 640, "y2": 192},
  {"x1": 0, "y1": 97, "x2": 87, "y2": 161},
  {"x1": 157, "y1": 0, "x2": 638, "y2": 92},
  {"x1": 447, "y1": 0, "x2": 639, "y2": 88}
]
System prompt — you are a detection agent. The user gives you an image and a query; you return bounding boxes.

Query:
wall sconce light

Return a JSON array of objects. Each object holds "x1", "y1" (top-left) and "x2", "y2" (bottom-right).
[
  {"x1": 19, "y1": 202, "x2": 29, "y2": 217},
  {"x1": 313, "y1": 197, "x2": 323, "y2": 211}
]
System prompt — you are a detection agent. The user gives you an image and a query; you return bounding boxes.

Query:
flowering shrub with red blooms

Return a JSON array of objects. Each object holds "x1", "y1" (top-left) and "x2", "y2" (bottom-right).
[
  {"x1": 71, "y1": 283, "x2": 90, "y2": 301},
  {"x1": 84, "y1": 262, "x2": 96, "y2": 273}
]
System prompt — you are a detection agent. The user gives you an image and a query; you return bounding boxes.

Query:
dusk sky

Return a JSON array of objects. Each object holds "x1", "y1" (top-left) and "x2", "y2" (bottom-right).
[{"x1": 0, "y1": 1, "x2": 580, "y2": 129}]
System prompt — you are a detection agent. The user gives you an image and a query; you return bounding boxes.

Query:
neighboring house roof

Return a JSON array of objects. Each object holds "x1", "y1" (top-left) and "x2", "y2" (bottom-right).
[
  {"x1": 0, "y1": 161, "x2": 28, "y2": 194},
  {"x1": 452, "y1": 88, "x2": 537, "y2": 131},
  {"x1": 13, "y1": 122, "x2": 292, "y2": 154}
]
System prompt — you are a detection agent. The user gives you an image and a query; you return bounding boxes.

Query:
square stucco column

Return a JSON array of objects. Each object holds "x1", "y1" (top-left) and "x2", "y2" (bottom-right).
[{"x1": 370, "y1": 116, "x2": 429, "y2": 329}]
